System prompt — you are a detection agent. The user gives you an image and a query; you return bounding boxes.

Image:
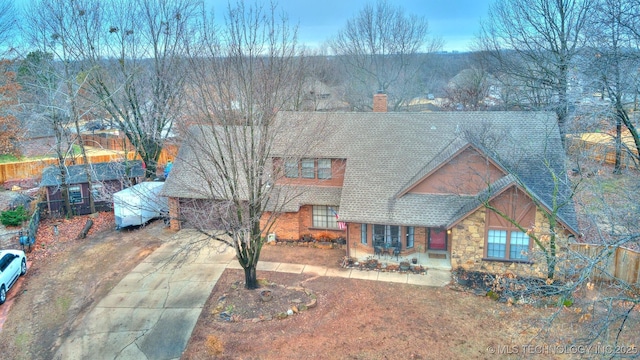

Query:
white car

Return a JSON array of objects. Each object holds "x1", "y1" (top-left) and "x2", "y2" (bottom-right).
[{"x1": 0, "y1": 249, "x2": 27, "y2": 305}]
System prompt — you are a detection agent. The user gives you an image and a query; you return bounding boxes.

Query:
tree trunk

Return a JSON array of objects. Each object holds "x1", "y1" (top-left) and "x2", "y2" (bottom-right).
[
  {"x1": 78, "y1": 219, "x2": 93, "y2": 239},
  {"x1": 244, "y1": 265, "x2": 258, "y2": 289},
  {"x1": 614, "y1": 115, "x2": 622, "y2": 174},
  {"x1": 53, "y1": 124, "x2": 73, "y2": 218}
]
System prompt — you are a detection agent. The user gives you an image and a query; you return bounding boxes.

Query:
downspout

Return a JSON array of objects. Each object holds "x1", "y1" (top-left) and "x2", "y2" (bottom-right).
[{"x1": 345, "y1": 223, "x2": 350, "y2": 259}]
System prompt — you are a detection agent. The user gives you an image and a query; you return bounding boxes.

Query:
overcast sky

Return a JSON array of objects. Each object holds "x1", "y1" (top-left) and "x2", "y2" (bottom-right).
[{"x1": 206, "y1": 0, "x2": 492, "y2": 52}]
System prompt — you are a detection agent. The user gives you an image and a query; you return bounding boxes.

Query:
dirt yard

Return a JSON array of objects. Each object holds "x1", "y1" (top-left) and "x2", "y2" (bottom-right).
[{"x1": 183, "y1": 244, "x2": 639, "y2": 360}]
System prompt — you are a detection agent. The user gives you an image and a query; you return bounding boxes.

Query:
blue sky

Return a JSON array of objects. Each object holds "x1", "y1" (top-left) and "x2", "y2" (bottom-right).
[
  {"x1": 206, "y1": 0, "x2": 492, "y2": 52},
  {"x1": 10, "y1": 0, "x2": 489, "y2": 53}
]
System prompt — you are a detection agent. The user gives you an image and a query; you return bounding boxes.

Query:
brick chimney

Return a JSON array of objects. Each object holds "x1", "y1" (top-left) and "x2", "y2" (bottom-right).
[{"x1": 373, "y1": 92, "x2": 388, "y2": 112}]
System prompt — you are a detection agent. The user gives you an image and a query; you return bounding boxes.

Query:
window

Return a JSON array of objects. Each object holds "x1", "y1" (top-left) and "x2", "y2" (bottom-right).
[
  {"x1": 487, "y1": 229, "x2": 530, "y2": 261},
  {"x1": 487, "y1": 230, "x2": 506, "y2": 258},
  {"x1": 68, "y1": 185, "x2": 83, "y2": 204},
  {"x1": 301, "y1": 159, "x2": 315, "y2": 178},
  {"x1": 285, "y1": 159, "x2": 298, "y2": 178},
  {"x1": 373, "y1": 224, "x2": 385, "y2": 245},
  {"x1": 361, "y1": 224, "x2": 367, "y2": 245},
  {"x1": 312, "y1": 205, "x2": 339, "y2": 228},
  {"x1": 373, "y1": 224, "x2": 399, "y2": 245},
  {"x1": 406, "y1": 226, "x2": 414, "y2": 248},
  {"x1": 484, "y1": 188, "x2": 535, "y2": 261},
  {"x1": 317, "y1": 159, "x2": 332, "y2": 179},
  {"x1": 0, "y1": 254, "x2": 12, "y2": 271},
  {"x1": 510, "y1": 231, "x2": 529, "y2": 260}
]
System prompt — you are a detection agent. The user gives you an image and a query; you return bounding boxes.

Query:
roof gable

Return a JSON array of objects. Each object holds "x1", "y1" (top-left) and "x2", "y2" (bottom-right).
[
  {"x1": 398, "y1": 142, "x2": 507, "y2": 197},
  {"x1": 448, "y1": 174, "x2": 579, "y2": 236}
]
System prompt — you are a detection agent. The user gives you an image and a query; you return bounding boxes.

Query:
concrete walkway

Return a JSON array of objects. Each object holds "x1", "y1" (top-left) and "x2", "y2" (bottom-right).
[
  {"x1": 55, "y1": 230, "x2": 451, "y2": 359},
  {"x1": 226, "y1": 261, "x2": 452, "y2": 287}
]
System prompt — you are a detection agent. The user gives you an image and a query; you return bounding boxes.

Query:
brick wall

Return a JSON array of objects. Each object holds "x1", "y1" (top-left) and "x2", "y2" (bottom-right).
[
  {"x1": 261, "y1": 205, "x2": 346, "y2": 241},
  {"x1": 168, "y1": 197, "x2": 181, "y2": 231},
  {"x1": 415, "y1": 227, "x2": 428, "y2": 251},
  {"x1": 373, "y1": 93, "x2": 388, "y2": 112},
  {"x1": 262, "y1": 211, "x2": 301, "y2": 240}
]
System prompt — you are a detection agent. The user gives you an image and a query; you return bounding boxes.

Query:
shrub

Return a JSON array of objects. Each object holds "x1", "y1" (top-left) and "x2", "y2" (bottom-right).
[
  {"x1": 315, "y1": 231, "x2": 334, "y2": 241},
  {"x1": 1, "y1": 205, "x2": 29, "y2": 227}
]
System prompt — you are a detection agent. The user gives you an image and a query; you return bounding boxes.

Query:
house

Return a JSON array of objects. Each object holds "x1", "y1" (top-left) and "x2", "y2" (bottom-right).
[
  {"x1": 40, "y1": 160, "x2": 145, "y2": 217},
  {"x1": 18, "y1": 113, "x2": 70, "y2": 158},
  {"x1": 162, "y1": 94, "x2": 578, "y2": 277}
]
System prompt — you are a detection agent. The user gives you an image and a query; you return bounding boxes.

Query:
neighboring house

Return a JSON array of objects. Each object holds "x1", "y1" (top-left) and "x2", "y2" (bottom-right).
[
  {"x1": 40, "y1": 160, "x2": 145, "y2": 217},
  {"x1": 18, "y1": 113, "x2": 68, "y2": 158},
  {"x1": 162, "y1": 94, "x2": 579, "y2": 277}
]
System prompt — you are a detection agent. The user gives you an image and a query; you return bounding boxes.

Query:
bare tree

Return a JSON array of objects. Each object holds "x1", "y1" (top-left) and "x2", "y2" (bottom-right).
[
  {"x1": 0, "y1": 0, "x2": 16, "y2": 54},
  {"x1": 23, "y1": 0, "x2": 103, "y2": 214},
  {"x1": 17, "y1": 52, "x2": 76, "y2": 216},
  {"x1": 329, "y1": 0, "x2": 442, "y2": 111},
  {"x1": 582, "y1": 0, "x2": 640, "y2": 173},
  {"x1": 442, "y1": 67, "x2": 492, "y2": 110},
  {"x1": 171, "y1": 1, "x2": 322, "y2": 289},
  {"x1": 463, "y1": 123, "x2": 579, "y2": 280},
  {"x1": 478, "y1": 0, "x2": 596, "y2": 144},
  {"x1": 76, "y1": 0, "x2": 201, "y2": 178}
]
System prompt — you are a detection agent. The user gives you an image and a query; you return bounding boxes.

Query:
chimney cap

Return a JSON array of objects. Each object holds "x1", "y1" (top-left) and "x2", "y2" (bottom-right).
[{"x1": 376, "y1": 90, "x2": 386, "y2": 94}]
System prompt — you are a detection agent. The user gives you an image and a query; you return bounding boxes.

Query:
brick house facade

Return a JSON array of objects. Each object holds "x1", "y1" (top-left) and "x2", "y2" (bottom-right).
[{"x1": 162, "y1": 104, "x2": 578, "y2": 277}]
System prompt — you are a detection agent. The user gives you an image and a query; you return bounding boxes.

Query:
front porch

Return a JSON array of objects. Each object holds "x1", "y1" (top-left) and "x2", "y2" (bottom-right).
[
  {"x1": 348, "y1": 247, "x2": 452, "y2": 271},
  {"x1": 348, "y1": 223, "x2": 452, "y2": 270}
]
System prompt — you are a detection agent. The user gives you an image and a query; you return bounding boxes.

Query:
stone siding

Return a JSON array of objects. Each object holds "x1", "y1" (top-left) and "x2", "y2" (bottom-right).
[{"x1": 450, "y1": 207, "x2": 560, "y2": 278}]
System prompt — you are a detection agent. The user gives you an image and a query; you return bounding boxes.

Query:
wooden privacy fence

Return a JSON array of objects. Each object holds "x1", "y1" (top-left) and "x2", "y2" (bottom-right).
[
  {"x1": 567, "y1": 134, "x2": 639, "y2": 169},
  {"x1": 81, "y1": 133, "x2": 134, "y2": 151},
  {"x1": 1, "y1": 146, "x2": 178, "y2": 185},
  {"x1": 570, "y1": 243, "x2": 640, "y2": 284},
  {"x1": 80, "y1": 134, "x2": 179, "y2": 162},
  {"x1": 0, "y1": 153, "x2": 129, "y2": 184}
]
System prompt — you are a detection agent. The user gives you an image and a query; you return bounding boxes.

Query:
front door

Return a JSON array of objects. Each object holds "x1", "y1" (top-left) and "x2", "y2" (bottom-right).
[{"x1": 429, "y1": 228, "x2": 447, "y2": 250}]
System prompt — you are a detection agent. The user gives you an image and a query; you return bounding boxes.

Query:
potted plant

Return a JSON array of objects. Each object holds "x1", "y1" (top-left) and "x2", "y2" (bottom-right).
[
  {"x1": 411, "y1": 245, "x2": 424, "y2": 264},
  {"x1": 399, "y1": 261, "x2": 411, "y2": 271}
]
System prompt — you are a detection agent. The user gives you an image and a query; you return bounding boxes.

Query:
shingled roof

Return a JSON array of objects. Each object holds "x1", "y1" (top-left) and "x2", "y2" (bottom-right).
[
  {"x1": 161, "y1": 111, "x2": 578, "y2": 234},
  {"x1": 40, "y1": 160, "x2": 145, "y2": 187}
]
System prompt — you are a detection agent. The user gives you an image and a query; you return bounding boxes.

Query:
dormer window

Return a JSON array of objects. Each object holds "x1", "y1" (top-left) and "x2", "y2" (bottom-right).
[
  {"x1": 285, "y1": 159, "x2": 298, "y2": 178},
  {"x1": 317, "y1": 159, "x2": 332, "y2": 179},
  {"x1": 279, "y1": 158, "x2": 335, "y2": 180},
  {"x1": 301, "y1": 159, "x2": 315, "y2": 178}
]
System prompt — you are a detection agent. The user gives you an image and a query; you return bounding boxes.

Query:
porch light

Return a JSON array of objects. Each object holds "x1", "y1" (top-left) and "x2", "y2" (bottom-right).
[{"x1": 447, "y1": 229, "x2": 451, "y2": 234}]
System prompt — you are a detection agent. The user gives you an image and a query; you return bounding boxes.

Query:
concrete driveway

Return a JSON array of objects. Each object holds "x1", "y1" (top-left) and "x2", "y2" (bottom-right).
[
  {"x1": 55, "y1": 229, "x2": 235, "y2": 360},
  {"x1": 54, "y1": 229, "x2": 451, "y2": 359}
]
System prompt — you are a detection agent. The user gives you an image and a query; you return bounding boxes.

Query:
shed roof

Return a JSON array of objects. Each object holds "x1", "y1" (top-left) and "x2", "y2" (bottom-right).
[{"x1": 40, "y1": 160, "x2": 145, "y2": 187}]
